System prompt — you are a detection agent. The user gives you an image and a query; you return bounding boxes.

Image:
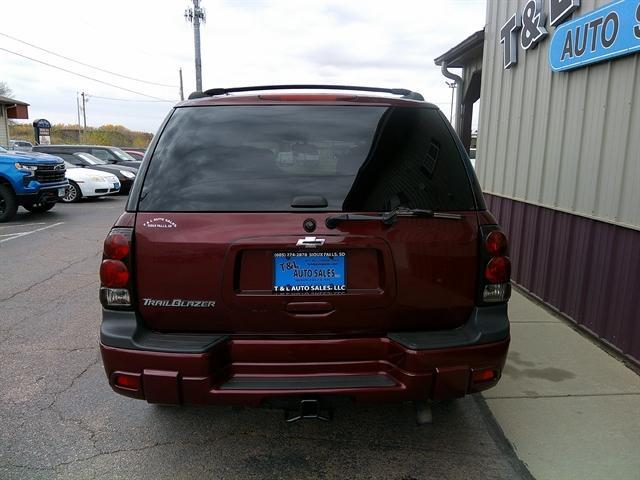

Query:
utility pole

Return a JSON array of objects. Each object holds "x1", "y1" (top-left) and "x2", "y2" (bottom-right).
[
  {"x1": 80, "y1": 92, "x2": 87, "y2": 130},
  {"x1": 185, "y1": 0, "x2": 206, "y2": 92},
  {"x1": 446, "y1": 82, "x2": 457, "y2": 123},
  {"x1": 76, "y1": 92, "x2": 82, "y2": 142},
  {"x1": 179, "y1": 68, "x2": 184, "y2": 101}
]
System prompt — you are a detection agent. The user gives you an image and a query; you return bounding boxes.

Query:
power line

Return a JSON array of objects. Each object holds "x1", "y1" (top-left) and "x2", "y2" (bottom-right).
[
  {"x1": 0, "y1": 46, "x2": 174, "y2": 102},
  {"x1": 0, "y1": 31, "x2": 178, "y2": 88}
]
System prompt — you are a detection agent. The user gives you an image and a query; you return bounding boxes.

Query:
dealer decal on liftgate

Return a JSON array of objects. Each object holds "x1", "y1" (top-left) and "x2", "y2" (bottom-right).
[{"x1": 499, "y1": 0, "x2": 640, "y2": 71}]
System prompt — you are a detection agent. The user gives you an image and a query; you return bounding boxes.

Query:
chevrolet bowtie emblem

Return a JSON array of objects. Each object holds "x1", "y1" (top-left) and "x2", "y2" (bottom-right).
[{"x1": 296, "y1": 236, "x2": 325, "y2": 247}]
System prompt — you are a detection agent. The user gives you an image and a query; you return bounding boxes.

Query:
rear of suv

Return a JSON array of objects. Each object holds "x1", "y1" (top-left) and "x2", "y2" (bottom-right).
[{"x1": 99, "y1": 85, "x2": 511, "y2": 407}]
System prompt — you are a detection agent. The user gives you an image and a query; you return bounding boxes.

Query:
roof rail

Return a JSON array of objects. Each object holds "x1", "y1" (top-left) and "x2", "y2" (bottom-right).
[{"x1": 187, "y1": 84, "x2": 424, "y2": 101}]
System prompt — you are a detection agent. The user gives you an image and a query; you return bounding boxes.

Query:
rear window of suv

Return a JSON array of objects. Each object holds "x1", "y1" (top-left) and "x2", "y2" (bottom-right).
[{"x1": 138, "y1": 105, "x2": 476, "y2": 212}]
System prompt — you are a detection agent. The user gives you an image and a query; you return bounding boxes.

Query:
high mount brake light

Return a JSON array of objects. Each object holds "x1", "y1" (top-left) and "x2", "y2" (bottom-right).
[
  {"x1": 258, "y1": 94, "x2": 357, "y2": 101},
  {"x1": 100, "y1": 228, "x2": 133, "y2": 308}
]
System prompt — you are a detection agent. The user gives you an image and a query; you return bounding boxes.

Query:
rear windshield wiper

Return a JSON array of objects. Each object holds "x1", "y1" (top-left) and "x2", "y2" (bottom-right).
[{"x1": 325, "y1": 207, "x2": 462, "y2": 229}]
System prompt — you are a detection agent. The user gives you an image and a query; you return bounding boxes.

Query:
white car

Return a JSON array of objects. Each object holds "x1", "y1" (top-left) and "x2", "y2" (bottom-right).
[
  {"x1": 62, "y1": 161, "x2": 120, "y2": 203},
  {"x1": 9, "y1": 140, "x2": 34, "y2": 152}
]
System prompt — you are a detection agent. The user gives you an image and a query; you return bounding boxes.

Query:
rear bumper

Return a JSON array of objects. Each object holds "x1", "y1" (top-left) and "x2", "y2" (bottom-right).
[
  {"x1": 80, "y1": 181, "x2": 120, "y2": 197},
  {"x1": 100, "y1": 305, "x2": 510, "y2": 405}
]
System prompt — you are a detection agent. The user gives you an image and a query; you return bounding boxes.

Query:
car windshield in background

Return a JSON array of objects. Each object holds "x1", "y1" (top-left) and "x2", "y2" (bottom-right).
[
  {"x1": 112, "y1": 148, "x2": 136, "y2": 161},
  {"x1": 139, "y1": 105, "x2": 474, "y2": 212},
  {"x1": 77, "y1": 153, "x2": 107, "y2": 165},
  {"x1": 0, "y1": 146, "x2": 7, "y2": 153}
]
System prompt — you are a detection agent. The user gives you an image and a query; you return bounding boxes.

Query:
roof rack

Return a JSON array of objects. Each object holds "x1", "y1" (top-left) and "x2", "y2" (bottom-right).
[{"x1": 187, "y1": 84, "x2": 424, "y2": 101}]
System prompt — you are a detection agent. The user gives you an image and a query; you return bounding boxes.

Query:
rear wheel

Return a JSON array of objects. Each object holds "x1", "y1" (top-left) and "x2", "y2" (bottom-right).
[
  {"x1": 62, "y1": 181, "x2": 81, "y2": 203},
  {"x1": 23, "y1": 202, "x2": 56, "y2": 213},
  {"x1": 0, "y1": 184, "x2": 18, "y2": 223}
]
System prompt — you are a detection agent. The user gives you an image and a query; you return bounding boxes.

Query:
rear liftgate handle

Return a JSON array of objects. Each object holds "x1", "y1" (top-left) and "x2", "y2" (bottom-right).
[{"x1": 285, "y1": 302, "x2": 334, "y2": 315}]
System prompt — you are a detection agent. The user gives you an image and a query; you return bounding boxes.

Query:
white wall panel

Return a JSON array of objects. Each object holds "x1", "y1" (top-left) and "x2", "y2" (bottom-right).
[{"x1": 0, "y1": 109, "x2": 8, "y2": 147}]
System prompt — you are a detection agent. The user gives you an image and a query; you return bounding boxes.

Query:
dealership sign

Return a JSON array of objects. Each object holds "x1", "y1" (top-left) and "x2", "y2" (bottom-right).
[
  {"x1": 550, "y1": 0, "x2": 640, "y2": 70},
  {"x1": 500, "y1": 0, "x2": 640, "y2": 71}
]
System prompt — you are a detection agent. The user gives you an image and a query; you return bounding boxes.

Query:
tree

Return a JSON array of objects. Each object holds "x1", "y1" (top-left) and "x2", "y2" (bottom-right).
[{"x1": 0, "y1": 81, "x2": 13, "y2": 98}]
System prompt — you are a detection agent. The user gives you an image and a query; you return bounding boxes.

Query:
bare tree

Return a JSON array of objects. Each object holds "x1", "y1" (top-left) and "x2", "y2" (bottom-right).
[{"x1": 0, "y1": 81, "x2": 13, "y2": 98}]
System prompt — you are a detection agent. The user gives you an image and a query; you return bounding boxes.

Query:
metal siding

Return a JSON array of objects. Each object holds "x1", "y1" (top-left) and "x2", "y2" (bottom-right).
[
  {"x1": 618, "y1": 56, "x2": 640, "y2": 226},
  {"x1": 480, "y1": 0, "x2": 640, "y2": 230},
  {"x1": 484, "y1": 0, "x2": 507, "y2": 189},
  {"x1": 503, "y1": 38, "x2": 527, "y2": 197},
  {"x1": 544, "y1": 210, "x2": 571, "y2": 305},
  {"x1": 480, "y1": 0, "x2": 509, "y2": 193},
  {"x1": 576, "y1": 64, "x2": 610, "y2": 215},
  {"x1": 541, "y1": 68, "x2": 567, "y2": 206},
  {"x1": 597, "y1": 57, "x2": 636, "y2": 220},
  {"x1": 557, "y1": 69, "x2": 588, "y2": 210},
  {"x1": 515, "y1": 40, "x2": 540, "y2": 198},
  {"x1": 526, "y1": 44, "x2": 553, "y2": 200},
  {"x1": 485, "y1": 193, "x2": 640, "y2": 366}
]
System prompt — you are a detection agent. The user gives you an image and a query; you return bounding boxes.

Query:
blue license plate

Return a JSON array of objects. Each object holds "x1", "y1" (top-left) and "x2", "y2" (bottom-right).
[{"x1": 273, "y1": 252, "x2": 346, "y2": 293}]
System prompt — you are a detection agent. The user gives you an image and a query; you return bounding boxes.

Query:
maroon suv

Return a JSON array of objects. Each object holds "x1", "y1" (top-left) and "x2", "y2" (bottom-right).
[{"x1": 99, "y1": 85, "x2": 511, "y2": 408}]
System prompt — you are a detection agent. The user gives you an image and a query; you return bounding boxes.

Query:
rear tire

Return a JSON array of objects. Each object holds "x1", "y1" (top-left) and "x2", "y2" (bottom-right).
[
  {"x1": 0, "y1": 184, "x2": 18, "y2": 223},
  {"x1": 61, "y1": 181, "x2": 81, "y2": 203},
  {"x1": 23, "y1": 202, "x2": 56, "y2": 213}
]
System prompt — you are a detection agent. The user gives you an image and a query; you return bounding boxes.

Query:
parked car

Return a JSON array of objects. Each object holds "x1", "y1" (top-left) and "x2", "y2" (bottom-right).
[
  {"x1": 9, "y1": 140, "x2": 34, "y2": 152},
  {"x1": 99, "y1": 85, "x2": 511, "y2": 414},
  {"x1": 0, "y1": 146, "x2": 68, "y2": 222},
  {"x1": 33, "y1": 145, "x2": 141, "y2": 170},
  {"x1": 122, "y1": 149, "x2": 145, "y2": 161},
  {"x1": 37, "y1": 151, "x2": 136, "y2": 194},
  {"x1": 61, "y1": 161, "x2": 120, "y2": 203}
]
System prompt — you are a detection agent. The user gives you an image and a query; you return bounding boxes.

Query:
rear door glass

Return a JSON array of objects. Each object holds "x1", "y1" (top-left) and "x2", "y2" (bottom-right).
[{"x1": 139, "y1": 105, "x2": 475, "y2": 212}]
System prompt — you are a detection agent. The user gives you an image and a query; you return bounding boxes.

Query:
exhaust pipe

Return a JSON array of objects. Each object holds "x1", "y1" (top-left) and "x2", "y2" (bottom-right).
[{"x1": 414, "y1": 400, "x2": 433, "y2": 425}]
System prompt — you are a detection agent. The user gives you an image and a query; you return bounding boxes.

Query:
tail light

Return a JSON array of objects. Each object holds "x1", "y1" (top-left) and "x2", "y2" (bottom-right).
[
  {"x1": 100, "y1": 228, "x2": 133, "y2": 309},
  {"x1": 479, "y1": 226, "x2": 511, "y2": 303}
]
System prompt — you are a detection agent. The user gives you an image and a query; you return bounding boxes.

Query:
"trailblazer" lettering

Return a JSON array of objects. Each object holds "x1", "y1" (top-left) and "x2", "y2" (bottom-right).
[{"x1": 142, "y1": 298, "x2": 216, "y2": 308}]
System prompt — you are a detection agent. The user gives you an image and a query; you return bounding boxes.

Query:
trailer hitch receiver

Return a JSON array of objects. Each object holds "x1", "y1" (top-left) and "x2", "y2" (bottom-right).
[{"x1": 285, "y1": 399, "x2": 332, "y2": 423}]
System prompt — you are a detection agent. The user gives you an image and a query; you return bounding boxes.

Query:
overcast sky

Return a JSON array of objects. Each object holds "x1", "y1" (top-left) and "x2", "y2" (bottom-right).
[{"x1": 1, "y1": 0, "x2": 486, "y2": 133}]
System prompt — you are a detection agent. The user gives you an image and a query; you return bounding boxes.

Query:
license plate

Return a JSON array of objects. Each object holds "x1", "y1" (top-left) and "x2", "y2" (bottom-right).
[
  {"x1": 58, "y1": 188, "x2": 66, "y2": 196},
  {"x1": 273, "y1": 252, "x2": 346, "y2": 293}
]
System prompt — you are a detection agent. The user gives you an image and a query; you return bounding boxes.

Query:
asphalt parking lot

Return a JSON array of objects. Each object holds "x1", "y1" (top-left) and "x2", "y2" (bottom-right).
[{"x1": 0, "y1": 197, "x2": 532, "y2": 480}]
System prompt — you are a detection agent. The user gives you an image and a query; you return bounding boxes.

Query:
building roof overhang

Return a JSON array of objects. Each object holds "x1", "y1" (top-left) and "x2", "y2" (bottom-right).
[{"x1": 434, "y1": 29, "x2": 485, "y2": 67}]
